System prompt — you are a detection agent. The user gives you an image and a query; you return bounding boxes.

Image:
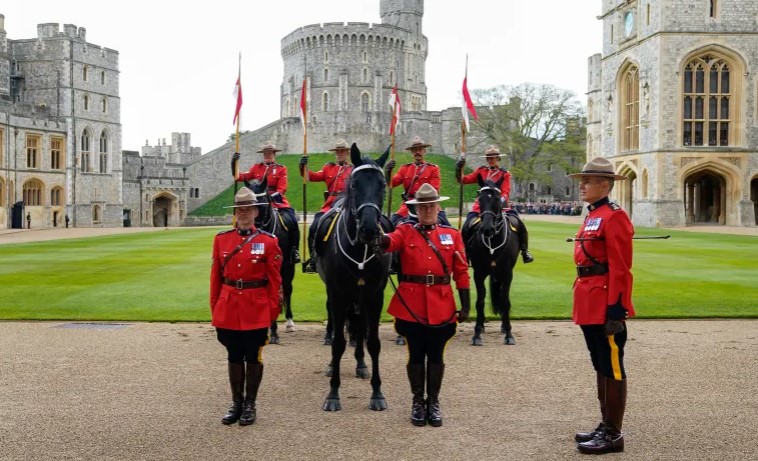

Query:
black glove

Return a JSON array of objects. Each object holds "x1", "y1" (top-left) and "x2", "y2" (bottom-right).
[
  {"x1": 385, "y1": 159, "x2": 396, "y2": 172},
  {"x1": 457, "y1": 289, "x2": 471, "y2": 322},
  {"x1": 270, "y1": 192, "x2": 283, "y2": 204},
  {"x1": 455, "y1": 155, "x2": 465, "y2": 170},
  {"x1": 299, "y1": 155, "x2": 308, "y2": 176},
  {"x1": 604, "y1": 320, "x2": 625, "y2": 335},
  {"x1": 299, "y1": 155, "x2": 308, "y2": 166},
  {"x1": 232, "y1": 152, "x2": 240, "y2": 162},
  {"x1": 606, "y1": 295, "x2": 629, "y2": 321}
]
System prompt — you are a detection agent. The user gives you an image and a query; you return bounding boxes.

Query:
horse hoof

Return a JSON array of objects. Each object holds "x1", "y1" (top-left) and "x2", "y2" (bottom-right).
[
  {"x1": 323, "y1": 399, "x2": 342, "y2": 412},
  {"x1": 285, "y1": 319, "x2": 296, "y2": 332},
  {"x1": 472, "y1": 337, "x2": 483, "y2": 346},
  {"x1": 504, "y1": 336, "x2": 516, "y2": 345},
  {"x1": 356, "y1": 367, "x2": 370, "y2": 379},
  {"x1": 325, "y1": 366, "x2": 333, "y2": 377},
  {"x1": 369, "y1": 397, "x2": 387, "y2": 411},
  {"x1": 269, "y1": 335, "x2": 280, "y2": 345},
  {"x1": 349, "y1": 339, "x2": 357, "y2": 348},
  {"x1": 395, "y1": 336, "x2": 406, "y2": 346},
  {"x1": 323, "y1": 336, "x2": 333, "y2": 346}
]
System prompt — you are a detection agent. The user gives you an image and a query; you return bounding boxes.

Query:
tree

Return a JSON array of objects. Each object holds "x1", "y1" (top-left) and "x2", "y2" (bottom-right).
[
  {"x1": 227, "y1": 130, "x2": 252, "y2": 143},
  {"x1": 470, "y1": 83, "x2": 586, "y2": 199}
]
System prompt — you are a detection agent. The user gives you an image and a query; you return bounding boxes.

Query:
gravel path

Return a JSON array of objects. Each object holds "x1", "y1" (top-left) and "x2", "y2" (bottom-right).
[{"x1": 1, "y1": 319, "x2": 756, "y2": 460}]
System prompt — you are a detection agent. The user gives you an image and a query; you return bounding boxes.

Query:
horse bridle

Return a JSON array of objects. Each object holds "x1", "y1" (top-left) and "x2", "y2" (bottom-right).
[{"x1": 478, "y1": 186, "x2": 508, "y2": 255}]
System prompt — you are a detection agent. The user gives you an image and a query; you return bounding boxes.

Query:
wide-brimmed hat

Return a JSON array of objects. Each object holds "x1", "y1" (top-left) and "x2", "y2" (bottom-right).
[
  {"x1": 223, "y1": 187, "x2": 268, "y2": 208},
  {"x1": 480, "y1": 145, "x2": 502, "y2": 158},
  {"x1": 567, "y1": 157, "x2": 627, "y2": 180},
  {"x1": 404, "y1": 183, "x2": 450, "y2": 205},
  {"x1": 256, "y1": 141, "x2": 282, "y2": 153},
  {"x1": 405, "y1": 136, "x2": 432, "y2": 151},
  {"x1": 328, "y1": 139, "x2": 350, "y2": 151}
]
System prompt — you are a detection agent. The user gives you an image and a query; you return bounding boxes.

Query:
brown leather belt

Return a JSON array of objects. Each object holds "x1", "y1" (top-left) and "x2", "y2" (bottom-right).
[
  {"x1": 327, "y1": 191, "x2": 343, "y2": 196},
  {"x1": 576, "y1": 263, "x2": 608, "y2": 277},
  {"x1": 400, "y1": 274, "x2": 451, "y2": 286},
  {"x1": 223, "y1": 277, "x2": 268, "y2": 289}
]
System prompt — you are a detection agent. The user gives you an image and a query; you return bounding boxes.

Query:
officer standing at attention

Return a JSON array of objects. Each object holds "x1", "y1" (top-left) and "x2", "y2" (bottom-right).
[
  {"x1": 210, "y1": 187, "x2": 283, "y2": 426},
  {"x1": 380, "y1": 183, "x2": 470, "y2": 428},
  {"x1": 232, "y1": 140, "x2": 300, "y2": 263},
  {"x1": 298, "y1": 138, "x2": 353, "y2": 273},
  {"x1": 384, "y1": 136, "x2": 450, "y2": 227},
  {"x1": 568, "y1": 157, "x2": 634, "y2": 454},
  {"x1": 455, "y1": 145, "x2": 534, "y2": 263}
]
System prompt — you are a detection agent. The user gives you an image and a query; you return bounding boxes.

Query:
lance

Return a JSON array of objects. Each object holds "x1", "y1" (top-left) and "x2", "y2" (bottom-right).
[
  {"x1": 386, "y1": 129, "x2": 396, "y2": 217},
  {"x1": 300, "y1": 77, "x2": 308, "y2": 266},
  {"x1": 458, "y1": 120, "x2": 465, "y2": 230},
  {"x1": 566, "y1": 235, "x2": 671, "y2": 242},
  {"x1": 232, "y1": 53, "x2": 242, "y2": 228}
]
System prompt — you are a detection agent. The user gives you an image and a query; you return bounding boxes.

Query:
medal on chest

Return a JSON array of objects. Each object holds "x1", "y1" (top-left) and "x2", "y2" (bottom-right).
[
  {"x1": 584, "y1": 217, "x2": 602, "y2": 232},
  {"x1": 251, "y1": 243, "x2": 265, "y2": 255},
  {"x1": 439, "y1": 234, "x2": 453, "y2": 245}
]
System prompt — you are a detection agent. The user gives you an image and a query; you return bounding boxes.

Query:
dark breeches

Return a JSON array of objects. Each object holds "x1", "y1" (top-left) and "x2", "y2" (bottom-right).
[
  {"x1": 394, "y1": 319, "x2": 456, "y2": 365},
  {"x1": 580, "y1": 324, "x2": 628, "y2": 380},
  {"x1": 216, "y1": 328, "x2": 269, "y2": 364}
]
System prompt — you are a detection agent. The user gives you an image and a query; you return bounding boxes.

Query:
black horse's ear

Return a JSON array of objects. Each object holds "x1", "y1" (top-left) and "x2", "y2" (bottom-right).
[
  {"x1": 376, "y1": 144, "x2": 390, "y2": 167},
  {"x1": 477, "y1": 175, "x2": 486, "y2": 188},
  {"x1": 495, "y1": 176, "x2": 504, "y2": 189},
  {"x1": 259, "y1": 176, "x2": 268, "y2": 192},
  {"x1": 243, "y1": 180, "x2": 253, "y2": 190},
  {"x1": 350, "y1": 143, "x2": 363, "y2": 167}
]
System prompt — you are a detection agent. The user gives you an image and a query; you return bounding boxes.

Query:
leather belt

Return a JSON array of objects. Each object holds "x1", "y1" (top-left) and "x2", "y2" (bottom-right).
[
  {"x1": 576, "y1": 263, "x2": 608, "y2": 277},
  {"x1": 223, "y1": 277, "x2": 268, "y2": 289},
  {"x1": 400, "y1": 274, "x2": 451, "y2": 286},
  {"x1": 328, "y1": 191, "x2": 343, "y2": 196}
]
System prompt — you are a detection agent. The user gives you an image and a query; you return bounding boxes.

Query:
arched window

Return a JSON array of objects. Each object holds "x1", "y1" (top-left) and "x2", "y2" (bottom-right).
[
  {"x1": 361, "y1": 93, "x2": 370, "y2": 112},
  {"x1": 389, "y1": 71, "x2": 395, "y2": 86},
  {"x1": 100, "y1": 70, "x2": 106, "y2": 85},
  {"x1": 99, "y1": 131, "x2": 108, "y2": 173},
  {"x1": 620, "y1": 64, "x2": 639, "y2": 151},
  {"x1": 324, "y1": 51, "x2": 329, "y2": 62},
  {"x1": 363, "y1": 51, "x2": 367, "y2": 63},
  {"x1": 322, "y1": 92, "x2": 329, "y2": 112},
  {"x1": 101, "y1": 97, "x2": 107, "y2": 113},
  {"x1": 683, "y1": 54, "x2": 731, "y2": 146},
  {"x1": 51, "y1": 187, "x2": 63, "y2": 206},
  {"x1": 23, "y1": 179, "x2": 43, "y2": 206},
  {"x1": 81, "y1": 129, "x2": 91, "y2": 172},
  {"x1": 92, "y1": 205, "x2": 101, "y2": 224},
  {"x1": 363, "y1": 68, "x2": 368, "y2": 82},
  {"x1": 324, "y1": 68, "x2": 329, "y2": 81},
  {"x1": 83, "y1": 65, "x2": 88, "y2": 81},
  {"x1": 83, "y1": 94, "x2": 90, "y2": 111}
]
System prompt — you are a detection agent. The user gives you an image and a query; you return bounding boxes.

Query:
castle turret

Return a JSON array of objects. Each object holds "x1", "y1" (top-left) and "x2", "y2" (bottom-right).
[{"x1": 380, "y1": 0, "x2": 424, "y2": 35}]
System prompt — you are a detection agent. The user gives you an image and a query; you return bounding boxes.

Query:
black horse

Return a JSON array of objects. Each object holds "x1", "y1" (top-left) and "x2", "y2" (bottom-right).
[
  {"x1": 462, "y1": 177, "x2": 521, "y2": 346},
  {"x1": 315, "y1": 143, "x2": 391, "y2": 412},
  {"x1": 246, "y1": 177, "x2": 297, "y2": 344}
]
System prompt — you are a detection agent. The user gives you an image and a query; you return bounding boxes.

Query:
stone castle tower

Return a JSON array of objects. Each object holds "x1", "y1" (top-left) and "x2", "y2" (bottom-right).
[
  {"x1": 588, "y1": 0, "x2": 758, "y2": 227},
  {"x1": 0, "y1": 14, "x2": 123, "y2": 229}
]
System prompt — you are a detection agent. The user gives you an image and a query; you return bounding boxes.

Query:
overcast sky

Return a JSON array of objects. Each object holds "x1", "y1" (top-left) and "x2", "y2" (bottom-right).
[{"x1": 2, "y1": 1, "x2": 603, "y2": 153}]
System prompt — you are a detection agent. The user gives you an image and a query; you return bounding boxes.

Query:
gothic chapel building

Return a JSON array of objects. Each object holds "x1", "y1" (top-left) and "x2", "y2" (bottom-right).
[{"x1": 588, "y1": 0, "x2": 758, "y2": 227}]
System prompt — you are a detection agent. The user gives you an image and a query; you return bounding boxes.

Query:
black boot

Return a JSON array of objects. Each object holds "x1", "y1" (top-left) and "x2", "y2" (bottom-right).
[
  {"x1": 578, "y1": 378, "x2": 626, "y2": 454},
  {"x1": 426, "y1": 363, "x2": 445, "y2": 427},
  {"x1": 291, "y1": 247, "x2": 301, "y2": 264},
  {"x1": 575, "y1": 371, "x2": 607, "y2": 442},
  {"x1": 302, "y1": 255, "x2": 318, "y2": 273},
  {"x1": 239, "y1": 362, "x2": 264, "y2": 426},
  {"x1": 407, "y1": 364, "x2": 426, "y2": 427},
  {"x1": 221, "y1": 362, "x2": 245, "y2": 425},
  {"x1": 512, "y1": 215, "x2": 534, "y2": 263}
]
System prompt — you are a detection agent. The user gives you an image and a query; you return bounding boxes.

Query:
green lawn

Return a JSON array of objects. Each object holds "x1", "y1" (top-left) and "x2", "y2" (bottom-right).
[{"x1": 0, "y1": 223, "x2": 756, "y2": 321}]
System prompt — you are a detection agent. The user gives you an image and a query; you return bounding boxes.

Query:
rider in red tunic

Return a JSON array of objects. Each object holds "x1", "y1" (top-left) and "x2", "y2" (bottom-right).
[
  {"x1": 568, "y1": 157, "x2": 634, "y2": 455},
  {"x1": 298, "y1": 139, "x2": 354, "y2": 273},
  {"x1": 381, "y1": 183, "x2": 470, "y2": 428},
  {"x1": 384, "y1": 136, "x2": 450, "y2": 227},
  {"x1": 456, "y1": 145, "x2": 534, "y2": 263},
  {"x1": 210, "y1": 187, "x2": 283, "y2": 427},
  {"x1": 231, "y1": 140, "x2": 300, "y2": 263}
]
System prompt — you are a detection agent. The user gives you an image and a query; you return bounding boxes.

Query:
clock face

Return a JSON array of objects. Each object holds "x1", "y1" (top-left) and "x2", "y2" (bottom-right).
[{"x1": 624, "y1": 11, "x2": 635, "y2": 38}]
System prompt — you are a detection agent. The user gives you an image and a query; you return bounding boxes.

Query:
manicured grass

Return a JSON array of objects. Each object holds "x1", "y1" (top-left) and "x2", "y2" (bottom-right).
[{"x1": 0, "y1": 223, "x2": 756, "y2": 321}]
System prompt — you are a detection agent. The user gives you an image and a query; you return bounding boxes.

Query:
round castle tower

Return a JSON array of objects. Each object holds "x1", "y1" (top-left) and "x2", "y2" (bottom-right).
[{"x1": 279, "y1": 0, "x2": 427, "y2": 150}]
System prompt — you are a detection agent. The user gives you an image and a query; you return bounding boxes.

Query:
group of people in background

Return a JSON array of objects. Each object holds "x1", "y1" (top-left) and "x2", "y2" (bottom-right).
[{"x1": 209, "y1": 138, "x2": 634, "y2": 456}]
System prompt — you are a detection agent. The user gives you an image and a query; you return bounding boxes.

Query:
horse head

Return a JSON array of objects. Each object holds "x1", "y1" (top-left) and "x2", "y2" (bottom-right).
[
  {"x1": 477, "y1": 176, "x2": 504, "y2": 239},
  {"x1": 244, "y1": 177, "x2": 273, "y2": 224},
  {"x1": 345, "y1": 143, "x2": 388, "y2": 246}
]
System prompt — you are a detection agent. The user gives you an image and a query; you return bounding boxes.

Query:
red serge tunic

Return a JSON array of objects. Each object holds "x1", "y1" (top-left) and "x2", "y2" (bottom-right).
[
  {"x1": 458, "y1": 166, "x2": 512, "y2": 213},
  {"x1": 210, "y1": 228, "x2": 283, "y2": 330},
  {"x1": 572, "y1": 198, "x2": 635, "y2": 325},
  {"x1": 389, "y1": 162, "x2": 441, "y2": 218},
  {"x1": 307, "y1": 162, "x2": 353, "y2": 213},
  {"x1": 385, "y1": 223, "x2": 470, "y2": 325},
  {"x1": 238, "y1": 162, "x2": 291, "y2": 209}
]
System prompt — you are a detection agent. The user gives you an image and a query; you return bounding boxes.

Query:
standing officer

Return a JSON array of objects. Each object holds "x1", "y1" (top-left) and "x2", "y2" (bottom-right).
[
  {"x1": 384, "y1": 136, "x2": 450, "y2": 227},
  {"x1": 298, "y1": 138, "x2": 353, "y2": 273},
  {"x1": 232, "y1": 140, "x2": 300, "y2": 263},
  {"x1": 455, "y1": 145, "x2": 534, "y2": 263},
  {"x1": 567, "y1": 157, "x2": 634, "y2": 454},
  {"x1": 210, "y1": 187, "x2": 283, "y2": 426},
  {"x1": 380, "y1": 183, "x2": 470, "y2": 428}
]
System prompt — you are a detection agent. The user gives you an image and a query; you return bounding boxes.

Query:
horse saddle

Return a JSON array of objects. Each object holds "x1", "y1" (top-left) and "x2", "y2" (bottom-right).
[{"x1": 313, "y1": 206, "x2": 342, "y2": 256}]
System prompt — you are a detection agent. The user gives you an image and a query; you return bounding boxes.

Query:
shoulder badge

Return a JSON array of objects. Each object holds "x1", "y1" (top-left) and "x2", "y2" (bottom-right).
[
  {"x1": 609, "y1": 201, "x2": 622, "y2": 211},
  {"x1": 438, "y1": 223, "x2": 454, "y2": 229},
  {"x1": 217, "y1": 228, "x2": 236, "y2": 236}
]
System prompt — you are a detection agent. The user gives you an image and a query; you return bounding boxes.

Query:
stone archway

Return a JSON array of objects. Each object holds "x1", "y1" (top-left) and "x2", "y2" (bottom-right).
[
  {"x1": 751, "y1": 176, "x2": 758, "y2": 225},
  {"x1": 152, "y1": 195, "x2": 174, "y2": 227},
  {"x1": 684, "y1": 170, "x2": 727, "y2": 225}
]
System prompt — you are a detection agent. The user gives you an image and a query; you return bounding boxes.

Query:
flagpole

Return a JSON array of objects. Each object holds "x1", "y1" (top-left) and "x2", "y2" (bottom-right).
[
  {"x1": 387, "y1": 130, "x2": 396, "y2": 217},
  {"x1": 458, "y1": 120, "x2": 465, "y2": 230},
  {"x1": 232, "y1": 53, "x2": 241, "y2": 228},
  {"x1": 301, "y1": 78, "x2": 308, "y2": 265}
]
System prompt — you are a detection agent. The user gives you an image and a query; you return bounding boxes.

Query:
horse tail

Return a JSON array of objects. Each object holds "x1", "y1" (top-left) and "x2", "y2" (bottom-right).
[{"x1": 489, "y1": 274, "x2": 503, "y2": 316}]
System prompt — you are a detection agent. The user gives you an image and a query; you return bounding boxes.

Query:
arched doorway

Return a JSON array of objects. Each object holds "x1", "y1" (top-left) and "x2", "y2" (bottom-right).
[
  {"x1": 152, "y1": 195, "x2": 174, "y2": 227},
  {"x1": 751, "y1": 176, "x2": 758, "y2": 225},
  {"x1": 684, "y1": 170, "x2": 726, "y2": 225}
]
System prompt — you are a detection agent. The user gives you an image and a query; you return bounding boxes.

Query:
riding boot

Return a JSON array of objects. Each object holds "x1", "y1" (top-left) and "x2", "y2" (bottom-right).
[
  {"x1": 407, "y1": 364, "x2": 426, "y2": 427},
  {"x1": 426, "y1": 363, "x2": 445, "y2": 427},
  {"x1": 291, "y1": 247, "x2": 301, "y2": 264},
  {"x1": 578, "y1": 378, "x2": 626, "y2": 454},
  {"x1": 221, "y1": 362, "x2": 245, "y2": 425},
  {"x1": 575, "y1": 371, "x2": 607, "y2": 442},
  {"x1": 239, "y1": 362, "x2": 264, "y2": 426},
  {"x1": 515, "y1": 219, "x2": 534, "y2": 263}
]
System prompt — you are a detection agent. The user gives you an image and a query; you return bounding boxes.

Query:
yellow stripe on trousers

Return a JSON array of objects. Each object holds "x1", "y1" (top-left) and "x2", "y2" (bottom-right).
[{"x1": 607, "y1": 333, "x2": 622, "y2": 380}]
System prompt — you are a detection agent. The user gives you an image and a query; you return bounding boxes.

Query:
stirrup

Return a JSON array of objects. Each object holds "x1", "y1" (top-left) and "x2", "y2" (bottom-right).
[{"x1": 302, "y1": 258, "x2": 317, "y2": 274}]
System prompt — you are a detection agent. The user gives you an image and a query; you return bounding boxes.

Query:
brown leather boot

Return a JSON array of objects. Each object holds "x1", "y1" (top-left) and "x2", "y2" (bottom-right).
[
  {"x1": 407, "y1": 364, "x2": 426, "y2": 427},
  {"x1": 239, "y1": 362, "x2": 263, "y2": 426},
  {"x1": 575, "y1": 372, "x2": 607, "y2": 442},
  {"x1": 221, "y1": 362, "x2": 245, "y2": 425},
  {"x1": 426, "y1": 363, "x2": 445, "y2": 427},
  {"x1": 578, "y1": 378, "x2": 626, "y2": 454}
]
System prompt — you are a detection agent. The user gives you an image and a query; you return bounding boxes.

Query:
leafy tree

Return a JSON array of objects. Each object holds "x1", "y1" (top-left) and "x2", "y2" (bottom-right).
[
  {"x1": 469, "y1": 83, "x2": 586, "y2": 196},
  {"x1": 227, "y1": 130, "x2": 253, "y2": 142}
]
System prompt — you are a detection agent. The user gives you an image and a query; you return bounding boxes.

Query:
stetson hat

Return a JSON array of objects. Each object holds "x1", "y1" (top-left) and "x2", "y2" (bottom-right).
[
  {"x1": 405, "y1": 136, "x2": 432, "y2": 151},
  {"x1": 404, "y1": 183, "x2": 450, "y2": 205},
  {"x1": 567, "y1": 157, "x2": 628, "y2": 180},
  {"x1": 480, "y1": 145, "x2": 502, "y2": 158},
  {"x1": 223, "y1": 187, "x2": 268, "y2": 208},
  {"x1": 256, "y1": 140, "x2": 282, "y2": 153},
  {"x1": 328, "y1": 139, "x2": 350, "y2": 151}
]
